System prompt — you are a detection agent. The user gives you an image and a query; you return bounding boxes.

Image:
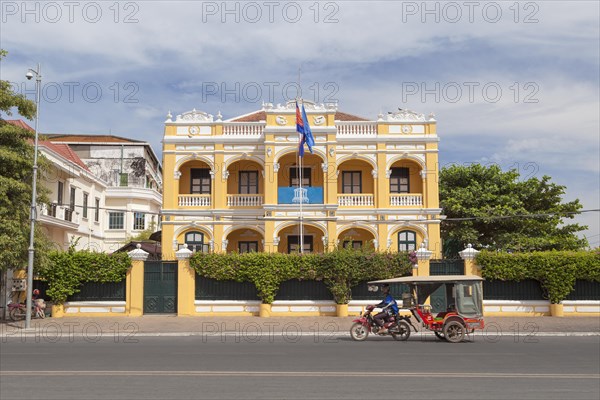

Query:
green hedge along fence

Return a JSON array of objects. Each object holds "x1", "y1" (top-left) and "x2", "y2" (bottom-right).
[
  {"x1": 190, "y1": 250, "x2": 413, "y2": 304},
  {"x1": 35, "y1": 250, "x2": 131, "y2": 303},
  {"x1": 477, "y1": 250, "x2": 600, "y2": 304}
]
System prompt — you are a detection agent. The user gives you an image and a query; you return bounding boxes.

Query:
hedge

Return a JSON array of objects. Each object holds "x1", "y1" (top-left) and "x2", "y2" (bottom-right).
[
  {"x1": 476, "y1": 250, "x2": 600, "y2": 303},
  {"x1": 37, "y1": 249, "x2": 131, "y2": 303},
  {"x1": 190, "y1": 249, "x2": 413, "y2": 304}
]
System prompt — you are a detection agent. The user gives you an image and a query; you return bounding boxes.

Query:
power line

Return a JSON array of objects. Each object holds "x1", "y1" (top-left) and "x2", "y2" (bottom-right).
[
  {"x1": 43, "y1": 202, "x2": 599, "y2": 223},
  {"x1": 442, "y1": 209, "x2": 599, "y2": 222}
]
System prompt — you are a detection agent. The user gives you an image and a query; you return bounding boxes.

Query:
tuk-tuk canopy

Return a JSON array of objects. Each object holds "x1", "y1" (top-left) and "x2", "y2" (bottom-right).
[
  {"x1": 369, "y1": 275, "x2": 484, "y2": 318},
  {"x1": 368, "y1": 275, "x2": 484, "y2": 284}
]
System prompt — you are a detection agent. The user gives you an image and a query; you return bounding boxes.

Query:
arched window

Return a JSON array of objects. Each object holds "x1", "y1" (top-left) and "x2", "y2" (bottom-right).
[
  {"x1": 185, "y1": 231, "x2": 206, "y2": 253},
  {"x1": 398, "y1": 230, "x2": 417, "y2": 252}
]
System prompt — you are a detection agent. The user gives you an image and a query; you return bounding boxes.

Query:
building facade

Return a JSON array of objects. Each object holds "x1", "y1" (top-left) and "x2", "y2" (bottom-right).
[
  {"x1": 46, "y1": 134, "x2": 163, "y2": 252},
  {"x1": 161, "y1": 101, "x2": 443, "y2": 259}
]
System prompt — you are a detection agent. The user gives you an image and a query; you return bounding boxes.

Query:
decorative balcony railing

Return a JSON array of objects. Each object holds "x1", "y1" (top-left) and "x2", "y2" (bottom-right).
[
  {"x1": 337, "y1": 194, "x2": 374, "y2": 207},
  {"x1": 178, "y1": 194, "x2": 211, "y2": 207},
  {"x1": 227, "y1": 194, "x2": 264, "y2": 207},
  {"x1": 390, "y1": 194, "x2": 423, "y2": 207},
  {"x1": 39, "y1": 203, "x2": 80, "y2": 224},
  {"x1": 336, "y1": 122, "x2": 377, "y2": 137},
  {"x1": 222, "y1": 123, "x2": 264, "y2": 137},
  {"x1": 278, "y1": 187, "x2": 324, "y2": 204}
]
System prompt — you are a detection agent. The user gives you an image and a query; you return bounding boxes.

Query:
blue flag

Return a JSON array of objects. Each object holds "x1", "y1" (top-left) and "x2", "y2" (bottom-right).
[{"x1": 296, "y1": 101, "x2": 314, "y2": 157}]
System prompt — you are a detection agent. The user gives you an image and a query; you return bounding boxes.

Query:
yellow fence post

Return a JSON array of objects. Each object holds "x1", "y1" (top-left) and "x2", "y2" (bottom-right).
[
  {"x1": 459, "y1": 244, "x2": 481, "y2": 276},
  {"x1": 126, "y1": 244, "x2": 148, "y2": 316},
  {"x1": 176, "y1": 244, "x2": 195, "y2": 316},
  {"x1": 414, "y1": 243, "x2": 432, "y2": 277}
]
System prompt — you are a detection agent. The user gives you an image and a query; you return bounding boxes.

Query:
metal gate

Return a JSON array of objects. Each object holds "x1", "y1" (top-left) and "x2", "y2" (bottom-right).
[
  {"x1": 429, "y1": 259, "x2": 465, "y2": 313},
  {"x1": 144, "y1": 261, "x2": 178, "y2": 314}
]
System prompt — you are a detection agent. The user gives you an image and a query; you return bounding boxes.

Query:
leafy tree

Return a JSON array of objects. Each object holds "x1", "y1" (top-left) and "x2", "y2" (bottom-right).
[
  {"x1": 0, "y1": 50, "x2": 51, "y2": 271},
  {"x1": 439, "y1": 164, "x2": 588, "y2": 257}
]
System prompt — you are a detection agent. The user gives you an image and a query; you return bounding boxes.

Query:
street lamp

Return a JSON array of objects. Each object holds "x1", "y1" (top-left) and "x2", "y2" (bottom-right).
[{"x1": 25, "y1": 64, "x2": 41, "y2": 329}]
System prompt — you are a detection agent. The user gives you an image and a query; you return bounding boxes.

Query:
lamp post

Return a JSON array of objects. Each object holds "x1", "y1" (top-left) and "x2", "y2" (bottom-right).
[{"x1": 25, "y1": 64, "x2": 41, "y2": 329}]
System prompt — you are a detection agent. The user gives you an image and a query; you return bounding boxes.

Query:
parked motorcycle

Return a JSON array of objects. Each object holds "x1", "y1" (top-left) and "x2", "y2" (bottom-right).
[
  {"x1": 350, "y1": 305, "x2": 413, "y2": 341},
  {"x1": 8, "y1": 298, "x2": 46, "y2": 321}
]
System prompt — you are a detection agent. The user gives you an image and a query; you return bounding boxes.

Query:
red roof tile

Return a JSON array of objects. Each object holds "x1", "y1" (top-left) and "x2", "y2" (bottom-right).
[
  {"x1": 334, "y1": 111, "x2": 369, "y2": 121},
  {"x1": 230, "y1": 111, "x2": 267, "y2": 122},
  {"x1": 4, "y1": 119, "x2": 35, "y2": 131},
  {"x1": 39, "y1": 141, "x2": 90, "y2": 172},
  {"x1": 44, "y1": 134, "x2": 143, "y2": 143}
]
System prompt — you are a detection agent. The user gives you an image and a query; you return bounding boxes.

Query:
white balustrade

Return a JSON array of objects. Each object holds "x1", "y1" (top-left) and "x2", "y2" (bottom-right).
[
  {"x1": 227, "y1": 195, "x2": 263, "y2": 207},
  {"x1": 178, "y1": 195, "x2": 211, "y2": 207},
  {"x1": 337, "y1": 194, "x2": 374, "y2": 207},
  {"x1": 336, "y1": 122, "x2": 377, "y2": 137},
  {"x1": 390, "y1": 194, "x2": 423, "y2": 207},
  {"x1": 222, "y1": 123, "x2": 264, "y2": 136}
]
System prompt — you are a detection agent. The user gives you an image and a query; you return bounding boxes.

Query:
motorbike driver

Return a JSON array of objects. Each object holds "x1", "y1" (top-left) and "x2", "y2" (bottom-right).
[{"x1": 373, "y1": 283, "x2": 399, "y2": 334}]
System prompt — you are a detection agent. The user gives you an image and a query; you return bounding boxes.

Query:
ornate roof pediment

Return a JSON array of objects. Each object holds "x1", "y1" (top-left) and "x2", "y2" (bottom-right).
[
  {"x1": 271, "y1": 100, "x2": 338, "y2": 112},
  {"x1": 176, "y1": 108, "x2": 214, "y2": 122},
  {"x1": 387, "y1": 109, "x2": 426, "y2": 122}
]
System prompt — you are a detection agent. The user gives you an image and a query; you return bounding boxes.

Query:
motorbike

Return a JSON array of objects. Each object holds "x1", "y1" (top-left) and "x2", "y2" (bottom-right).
[
  {"x1": 350, "y1": 304, "x2": 413, "y2": 341},
  {"x1": 8, "y1": 299, "x2": 46, "y2": 321}
]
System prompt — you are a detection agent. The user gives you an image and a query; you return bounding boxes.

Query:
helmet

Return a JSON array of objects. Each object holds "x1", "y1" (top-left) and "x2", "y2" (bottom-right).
[
  {"x1": 381, "y1": 284, "x2": 390, "y2": 293},
  {"x1": 33, "y1": 289, "x2": 40, "y2": 295}
]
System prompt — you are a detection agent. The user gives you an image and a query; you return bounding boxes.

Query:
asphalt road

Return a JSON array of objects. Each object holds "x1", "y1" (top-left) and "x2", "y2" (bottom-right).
[{"x1": 1, "y1": 334, "x2": 599, "y2": 400}]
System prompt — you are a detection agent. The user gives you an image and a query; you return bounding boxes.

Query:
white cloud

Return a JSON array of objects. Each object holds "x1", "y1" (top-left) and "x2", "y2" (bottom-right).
[{"x1": 1, "y1": 0, "x2": 598, "y2": 241}]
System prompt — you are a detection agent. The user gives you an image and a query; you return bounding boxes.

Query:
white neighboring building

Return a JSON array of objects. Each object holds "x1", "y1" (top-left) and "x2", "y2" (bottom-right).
[
  {"x1": 37, "y1": 140, "x2": 109, "y2": 251},
  {"x1": 45, "y1": 134, "x2": 163, "y2": 252}
]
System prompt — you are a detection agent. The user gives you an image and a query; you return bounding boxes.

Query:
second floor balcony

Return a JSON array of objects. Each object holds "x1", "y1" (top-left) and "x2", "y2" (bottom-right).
[{"x1": 39, "y1": 203, "x2": 80, "y2": 226}]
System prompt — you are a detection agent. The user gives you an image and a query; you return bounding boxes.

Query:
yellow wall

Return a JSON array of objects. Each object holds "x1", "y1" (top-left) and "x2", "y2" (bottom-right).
[
  {"x1": 338, "y1": 228, "x2": 375, "y2": 247},
  {"x1": 337, "y1": 160, "x2": 375, "y2": 193},
  {"x1": 388, "y1": 228, "x2": 425, "y2": 253},
  {"x1": 178, "y1": 160, "x2": 211, "y2": 195},
  {"x1": 226, "y1": 229, "x2": 264, "y2": 253},
  {"x1": 277, "y1": 225, "x2": 325, "y2": 254},
  {"x1": 277, "y1": 153, "x2": 324, "y2": 187},
  {"x1": 389, "y1": 160, "x2": 423, "y2": 194},
  {"x1": 226, "y1": 160, "x2": 263, "y2": 194}
]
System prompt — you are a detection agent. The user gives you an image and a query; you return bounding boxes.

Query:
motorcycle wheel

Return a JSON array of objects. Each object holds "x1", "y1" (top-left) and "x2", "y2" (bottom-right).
[
  {"x1": 391, "y1": 321, "x2": 411, "y2": 341},
  {"x1": 36, "y1": 308, "x2": 45, "y2": 319},
  {"x1": 350, "y1": 322, "x2": 369, "y2": 341},
  {"x1": 9, "y1": 306, "x2": 25, "y2": 321}
]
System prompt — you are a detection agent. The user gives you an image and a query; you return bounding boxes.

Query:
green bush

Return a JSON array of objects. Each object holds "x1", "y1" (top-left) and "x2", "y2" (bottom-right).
[
  {"x1": 37, "y1": 249, "x2": 131, "y2": 303},
  {"x1": 476, "y1": 250, "x2": 600, "y2": 303},
  {"x1": 190, "y1": 249, "x2": 412, "y2": 304}
]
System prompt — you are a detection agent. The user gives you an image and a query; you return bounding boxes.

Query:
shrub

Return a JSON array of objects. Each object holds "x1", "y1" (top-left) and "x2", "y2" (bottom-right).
[
  {"x1": 37, "y1": 249, "x2": 131, "y2": 303},
  {"x1": 476, "y1": 250, "x2": 600, "y2": 303},
  {"x1": 190, "y1": 249, "x2": 412, "y2": 304}
]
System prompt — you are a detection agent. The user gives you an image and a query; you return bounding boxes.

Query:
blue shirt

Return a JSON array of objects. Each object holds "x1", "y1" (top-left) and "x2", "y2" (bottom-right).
[{"x1": 376, "y1": 294, "x2": 399, "y2": 314}]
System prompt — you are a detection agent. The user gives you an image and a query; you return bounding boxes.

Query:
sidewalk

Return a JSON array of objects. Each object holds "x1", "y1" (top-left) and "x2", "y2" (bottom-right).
[{"x1": 1, "y1": 315, "x2": 599, "y2": 337}]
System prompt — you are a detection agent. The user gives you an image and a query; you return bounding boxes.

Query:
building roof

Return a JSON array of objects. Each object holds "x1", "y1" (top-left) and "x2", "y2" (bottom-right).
[
  {"x1": 114, "y1": 241, "x2": 162, "y2": 257},
  {"x1": 44, "y1": 134, "x2": 145, "y2": 144},
  {"x1": 229, "y1": 110, "x2": 369, "y2": 122},
  {"x1": 3, "y1": 119, "x2": 35, "y2": 131},
  {"x1": 334, "y1": 111, "x2": 369, "y2": 121},
  {"x1": 39, "y1": 141, "x2": 91, "y2": 172},
  {"x1": 3, "y1": 120, "x2": 90, "y2": 171},
  {"x1": 230, "y1": 111, "x2": 266, "y2": 122}
]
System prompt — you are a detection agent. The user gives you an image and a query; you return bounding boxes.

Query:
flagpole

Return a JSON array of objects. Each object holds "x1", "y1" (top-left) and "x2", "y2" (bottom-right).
[
  {"x1": 299, "y1": 144, "x2": 303, "y2": 254},
  {"x1": 298, "y1": 97, "x2": 304, "y2": 254}
]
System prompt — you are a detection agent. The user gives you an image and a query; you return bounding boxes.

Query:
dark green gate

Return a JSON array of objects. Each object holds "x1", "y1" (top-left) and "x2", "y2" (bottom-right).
[
  {"x1": 144, "y1": 261, "x2": 178, "y2": 314},
  {"x1": 429, "y1": 259, "x2": 465, "y2": 313}
]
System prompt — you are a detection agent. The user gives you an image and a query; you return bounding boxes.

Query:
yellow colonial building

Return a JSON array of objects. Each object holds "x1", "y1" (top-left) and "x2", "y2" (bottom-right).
[{"x1": 160, "y1": 101, "x2": 443, "y2": 259}]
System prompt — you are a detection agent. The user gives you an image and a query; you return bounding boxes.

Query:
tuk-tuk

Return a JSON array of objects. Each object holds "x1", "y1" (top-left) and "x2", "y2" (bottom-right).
[{"x1": 368, "y1": 275, "x2": 485, "y2": 343}]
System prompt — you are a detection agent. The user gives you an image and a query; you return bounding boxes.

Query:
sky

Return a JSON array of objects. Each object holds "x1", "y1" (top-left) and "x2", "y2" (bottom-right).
[{"x1": 1, "y1": 0, "x2": 599, "y2": 247}]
